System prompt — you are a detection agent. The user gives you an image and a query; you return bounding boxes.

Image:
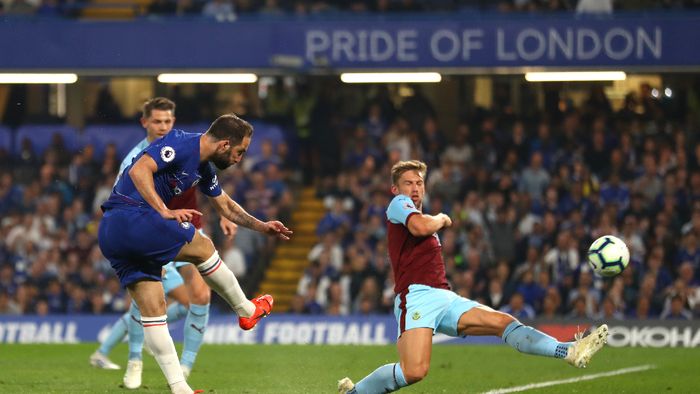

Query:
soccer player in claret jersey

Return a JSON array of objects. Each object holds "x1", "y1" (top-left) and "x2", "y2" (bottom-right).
[
  {"x1": 90, "y1": 98, "x2": 239, "y2": 389},
  {"x1": 338, "y1": 160, "x2": 608, "y2": 394},
  {"x1": 98, "y1": 113, "x2": 291, "y2": 394}
]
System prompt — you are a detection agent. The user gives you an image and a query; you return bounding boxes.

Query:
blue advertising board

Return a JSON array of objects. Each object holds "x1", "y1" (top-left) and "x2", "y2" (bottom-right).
[
  {"x1": 0, "y1": 14, "x2": 698, "y2": 70},
  {"x1": 1, "y1": 314, "x2": 698, "y2": 347}
]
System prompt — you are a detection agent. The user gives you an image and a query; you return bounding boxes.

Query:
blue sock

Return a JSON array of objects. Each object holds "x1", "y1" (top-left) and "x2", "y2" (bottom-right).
[
  {"x1": 167, "y1": 302, "x2": 188, "y2": 322},
  {"x1": 181, "y1": 303, "x2": 209, "y2": 369},
  {"x1": 502, "y1": 321, "x2": 569, "y2": 358},
  {"x1": 126, "y1": 301, "x2": 144, "y2": 361},
  {"x1": 98, "y1": 313, "x2": 128, "y2": 355},
  {"x1": 354, "y1": 363, "x2": 408, "y2": 394}
]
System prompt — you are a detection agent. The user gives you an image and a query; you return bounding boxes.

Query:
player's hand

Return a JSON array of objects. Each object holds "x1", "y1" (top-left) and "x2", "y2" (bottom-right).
[
  {"x1": 438, "y1": 213, "x2": 453, "y2": 228},
  {"x1": 161, "y1": 208, "x2": 202, "y2": 223},
  {"x1": 262, "y1": 221, "x2": 293, "y2": 240},
  {"x1": 219, "y1": 217, "x2": 238, "y2": 239}
]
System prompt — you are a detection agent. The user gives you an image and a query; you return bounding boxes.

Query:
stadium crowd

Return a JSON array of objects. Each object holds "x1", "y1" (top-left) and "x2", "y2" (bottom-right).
[
  {"x1": 1, "y1": 78, "x2": 700, "y2": 323},
  {"x1": 1, "y1": 0, "x2": 698, "y2": 19},
  {"x1": 283, "y1": 81, "x2": 700, "y2": 321}
]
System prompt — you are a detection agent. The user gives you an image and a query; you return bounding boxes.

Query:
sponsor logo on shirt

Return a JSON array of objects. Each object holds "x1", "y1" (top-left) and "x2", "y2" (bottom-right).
[
  {"x1": 160, "y1": 146, "x2": 175, "y2": 162},
  {"x1": 180, "y1": 222, "x2": 191, "y2": 229}
]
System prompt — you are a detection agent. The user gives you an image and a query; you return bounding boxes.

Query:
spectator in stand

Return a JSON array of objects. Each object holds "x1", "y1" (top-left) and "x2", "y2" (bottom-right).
[
  {"x1": 519, "y1": 152, "x2": 550, "y2": 201},
  {"x1": 660, "y1": 294, "x2": 693, "y2": 320},
  {"x1": 499, "y1": 292, "x2": 535, "y2": 320},
  {"x1": 202, "y1": 0, "x2": 236, "y2": 20}
]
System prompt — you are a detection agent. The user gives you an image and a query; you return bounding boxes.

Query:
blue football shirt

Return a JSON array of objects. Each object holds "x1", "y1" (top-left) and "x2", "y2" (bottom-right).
[{"x1": 103, "y1": 130, "x2": 222, "y2": 209}]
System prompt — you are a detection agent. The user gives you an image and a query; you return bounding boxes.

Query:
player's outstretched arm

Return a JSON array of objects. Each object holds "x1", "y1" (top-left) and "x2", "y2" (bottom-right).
[
  {"x1": 209, "y1": 192, "x2": 292, "y2": 240},
  {"x1": 129, "y1": 154, "x2": 201, "y2": 223},
  {"x1": 406, "y1": 213, "x2": 452, "y2": 237}
]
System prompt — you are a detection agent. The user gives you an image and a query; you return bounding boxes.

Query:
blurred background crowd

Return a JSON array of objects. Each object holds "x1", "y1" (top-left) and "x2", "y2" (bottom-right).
[
  {"x1": 2, "y1": 0, "x2": 700, "y2": 20},
  {"x1": 283, "y1": 80, "x2": 700, "y2": 322},
  {"x1": 1, "y1": 71, "x2": 700, "y2": 322}
]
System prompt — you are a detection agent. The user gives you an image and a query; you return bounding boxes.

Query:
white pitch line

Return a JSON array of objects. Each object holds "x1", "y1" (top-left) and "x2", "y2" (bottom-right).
[{"x1": 481, "y1": 364, "x2": 656, "y2": 394}]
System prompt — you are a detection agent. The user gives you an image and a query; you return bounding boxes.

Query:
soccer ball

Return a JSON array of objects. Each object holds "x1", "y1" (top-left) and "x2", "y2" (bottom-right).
[{"x1": 587, "y1": 235, "x2": 630, "y2": 277}]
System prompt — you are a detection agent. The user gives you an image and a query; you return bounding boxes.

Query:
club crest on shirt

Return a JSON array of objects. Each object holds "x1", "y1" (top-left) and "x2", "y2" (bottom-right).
[
  {"x1": 160, "y1": 146, "x2": 175, "y2": 162},
  {"x1": 412, "y1": 311, "x2": 421, "y2": 321}
]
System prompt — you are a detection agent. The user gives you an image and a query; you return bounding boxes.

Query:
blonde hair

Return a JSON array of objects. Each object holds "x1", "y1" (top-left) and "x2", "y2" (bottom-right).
[{"x1": 391, "y1": 160, "x2": 427, "y2": 186}]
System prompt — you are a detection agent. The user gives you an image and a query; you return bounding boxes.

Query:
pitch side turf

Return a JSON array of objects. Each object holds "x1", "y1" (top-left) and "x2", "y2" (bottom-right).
[{"x1": 0, "y1": 344, "x2": 697, "y2": 393}]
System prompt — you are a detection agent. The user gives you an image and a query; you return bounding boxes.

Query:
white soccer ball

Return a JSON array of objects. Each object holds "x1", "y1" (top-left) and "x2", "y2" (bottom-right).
[{"x1": 587, "y1": 235, "x2": 630, "y2": 277}]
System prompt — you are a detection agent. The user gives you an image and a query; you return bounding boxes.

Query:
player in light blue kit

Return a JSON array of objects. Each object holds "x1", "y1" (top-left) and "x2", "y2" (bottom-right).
[
  {"x1": 99, "y1": 113, "x2": 290, "y2": 394},
  {"x1": 91, "y1": 98, "x2": 238, "y2": 390}
]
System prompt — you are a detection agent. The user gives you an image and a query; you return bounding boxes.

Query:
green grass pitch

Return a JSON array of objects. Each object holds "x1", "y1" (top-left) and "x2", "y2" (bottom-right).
[{"x1": 0, "y1": 344, "x2": 698, "y2": 393}]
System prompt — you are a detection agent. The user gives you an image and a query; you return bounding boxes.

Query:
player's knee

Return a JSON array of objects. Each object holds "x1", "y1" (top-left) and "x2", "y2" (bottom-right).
[
  {"x1": 496, "y1": 312, "x2": 517, "y2": 335},
  {"x1": 140, "y1": 297, "x2": 167, "y2": 317},
  {"x1": 186, "y1": 233, "x2": 216, "y2": 263},
  {"x1": 190, "y1": 287, "x2": 211, "y2": 305},
  {"x1": 403, "y1": 363, "x2": 429, "y2": 383}
]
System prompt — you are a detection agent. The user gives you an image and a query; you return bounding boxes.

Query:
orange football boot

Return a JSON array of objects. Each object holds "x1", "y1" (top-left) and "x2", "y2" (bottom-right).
[{"x1": 238, "y1": 294, "x2": 274, "y2": 330}]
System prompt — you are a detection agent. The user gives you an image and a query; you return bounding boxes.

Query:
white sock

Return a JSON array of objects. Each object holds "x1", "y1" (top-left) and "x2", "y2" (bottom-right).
[
  {"x1": 142, "y1": 316, "x2": 193, "y2": 394},
  {"x1": 197, "y1": 252, "x2": 255, "y2": 317}
]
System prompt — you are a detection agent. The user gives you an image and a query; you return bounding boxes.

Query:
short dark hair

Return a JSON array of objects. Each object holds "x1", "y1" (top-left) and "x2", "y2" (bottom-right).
[
  {"x1": 142, "y1": 97, "x2": 175, "y2": 118},
  {"x1": 206, "y1": 113, "x2": 254, "y2": 146}
]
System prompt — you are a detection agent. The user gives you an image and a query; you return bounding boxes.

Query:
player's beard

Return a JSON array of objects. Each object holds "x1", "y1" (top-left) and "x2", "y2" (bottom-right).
[{"x1": 212, "y1": 150, "x2": 232, "y2": 170}]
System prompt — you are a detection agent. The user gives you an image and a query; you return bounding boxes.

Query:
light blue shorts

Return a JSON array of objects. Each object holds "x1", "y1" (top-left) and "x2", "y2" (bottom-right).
[
  {"x1": 162, "y1": 262, "x2": 185, "y2": 294},
  {"x1": 393, "y1": 284, "x2": 480, "y2": 337}
]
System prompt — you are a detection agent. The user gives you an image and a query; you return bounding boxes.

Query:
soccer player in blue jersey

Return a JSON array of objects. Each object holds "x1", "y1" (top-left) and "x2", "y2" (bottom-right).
[
  {"x1": 98, "y1": 113, "x2": 290, "y2": 394},
  {"x1": 338, "y1": 160, "x2": 608, "y2": 394},
  {"x1": 91, "y1": 98, "x2": 238, "y2": 389}
]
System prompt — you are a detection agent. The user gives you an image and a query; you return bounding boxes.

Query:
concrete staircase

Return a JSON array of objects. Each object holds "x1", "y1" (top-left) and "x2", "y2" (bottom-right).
[{"x1": 259, "y1": 187, "x2": 325, "y2": 312}]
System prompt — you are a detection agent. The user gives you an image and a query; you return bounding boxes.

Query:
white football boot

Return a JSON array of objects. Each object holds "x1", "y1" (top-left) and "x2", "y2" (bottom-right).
[
  {"x1": 89, "y1": 351, "x2": 121, "y2": 370},
  {"x1": 123, "y1": 359, "x2": 143, "y2": 389},
  {"x1": 565, "y1": 324, "x2": 609, "y2": 368},
  {"x1": 338, "y1": 377, "x2": 355, "y2": 394}
]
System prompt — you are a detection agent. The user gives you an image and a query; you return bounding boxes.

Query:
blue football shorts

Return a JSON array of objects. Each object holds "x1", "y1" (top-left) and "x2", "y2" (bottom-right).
[
  {"x1": 393, "y1": 284, "x2": 480, "y2": 338},
  {"x1": 98, "y1": 207, "x2": 195, "y2": 287}
]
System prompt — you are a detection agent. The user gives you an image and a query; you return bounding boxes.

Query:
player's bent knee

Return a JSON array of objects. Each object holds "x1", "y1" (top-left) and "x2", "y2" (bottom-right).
[
  {"x1": 176, "y1": 232, "x2": 216, "y2": 263},
  {"x1": 191, "y1": 287, "x2": 211, "y2": 305},
  {"x1": 140, "y1": 297, "x2": 167, "y2": 317},
  {"x1": 494, "y1": 311, "x2": 517, "y2": 334}
]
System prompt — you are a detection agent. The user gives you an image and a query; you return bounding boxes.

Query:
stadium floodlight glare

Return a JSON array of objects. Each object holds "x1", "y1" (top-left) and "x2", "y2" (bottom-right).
[
  {"x1": 0, "y1": 73, "x2": 78, "y2": 84},
  {"x1": 340, "y1": 72, "x2": 442, "y2": 84},
  {"x1": 525, "y1": 71, "x2": 626, "y2": 82},
  {"x1": 157, "y1": 73, "x2": 258, "y2": 83}
]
